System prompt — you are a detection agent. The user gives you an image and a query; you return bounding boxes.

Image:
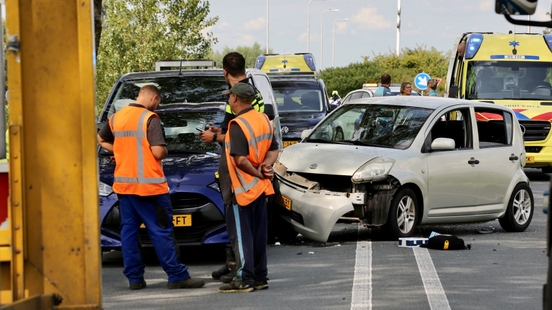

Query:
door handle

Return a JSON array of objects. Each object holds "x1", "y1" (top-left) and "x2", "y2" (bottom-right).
[
  {"x1": 509, "y1": 154, "x2": 519, "y2": 161},
  {"x1": 468, "y1": 157, "x2": 480, "y2": 165}
]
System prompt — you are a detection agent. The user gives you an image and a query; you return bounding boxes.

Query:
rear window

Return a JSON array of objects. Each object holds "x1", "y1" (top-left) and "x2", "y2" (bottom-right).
[{"x1": 272, "y1": 80, "x2": 324, "y2": 113}]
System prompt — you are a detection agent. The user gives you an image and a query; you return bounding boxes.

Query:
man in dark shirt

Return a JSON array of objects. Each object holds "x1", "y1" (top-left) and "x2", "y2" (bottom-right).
[
  {"x1": 97, "y1": 85, "x2": 204, "y2": 290},
  {"x1": 218, "y1": 83, "x2": 279, "y2": 293},
  {"x1": 200, "y1": 52, "x2": 267, "y2": 283}
]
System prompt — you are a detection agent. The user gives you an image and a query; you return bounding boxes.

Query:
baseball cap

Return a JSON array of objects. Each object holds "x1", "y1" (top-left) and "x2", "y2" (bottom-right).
[{"x1": 222, "y1": 83, "x2": 256, "y2": 99}]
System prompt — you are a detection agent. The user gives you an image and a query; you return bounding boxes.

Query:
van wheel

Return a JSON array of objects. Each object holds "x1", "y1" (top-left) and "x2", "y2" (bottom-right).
[
  {"x1": 385, "y1": 188, "x2": 418, "y2": 238},
  {"x1": 499, "y1": 183, "x2": 534, "y2": 232},
  {"x1": 334, "y1": 127, "x2": 344, "y2": 141}
]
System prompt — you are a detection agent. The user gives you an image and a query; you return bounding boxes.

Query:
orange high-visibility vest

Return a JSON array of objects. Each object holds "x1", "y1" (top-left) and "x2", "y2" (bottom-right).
[
  {"x1": 109, "y1": 105, "x2": 168, "y2": 196},
  {"x1": 225, "y1": 109, "x2": 275, "y2": 206}
]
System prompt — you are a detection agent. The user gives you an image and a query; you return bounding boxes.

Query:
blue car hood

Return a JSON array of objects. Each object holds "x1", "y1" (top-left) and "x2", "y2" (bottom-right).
[{"x1": 99, "y1": 153, "x2": 220, "y2": 188}]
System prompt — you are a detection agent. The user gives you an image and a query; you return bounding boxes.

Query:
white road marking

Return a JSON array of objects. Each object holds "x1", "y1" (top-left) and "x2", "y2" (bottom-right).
[
  {"x1": 413, "y1": 247, "x2": 452, "y2": 310},
  {"x1": 350, "y1": 226, "x2": 372, "y2": 310}
]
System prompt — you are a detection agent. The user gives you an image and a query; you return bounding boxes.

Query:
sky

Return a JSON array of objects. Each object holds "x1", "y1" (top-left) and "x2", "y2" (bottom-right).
[{"x1": 206, "y1": 0, "x2": 552, "y2": 70}]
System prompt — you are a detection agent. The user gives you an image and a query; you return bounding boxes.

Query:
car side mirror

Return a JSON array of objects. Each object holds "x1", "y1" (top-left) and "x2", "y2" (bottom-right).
[
  {"x1": 263, "y1": 104, "x2": 275, "y2": 121},
  {"x1": 301, "y1": 129, "x2": 312, "y2": 140},
  {"x1": 431, "y1": 138, "x2": 456, "y2": 151},
  {"x1": 448, "y1": 86, "x2": 459, "y2": 98}
]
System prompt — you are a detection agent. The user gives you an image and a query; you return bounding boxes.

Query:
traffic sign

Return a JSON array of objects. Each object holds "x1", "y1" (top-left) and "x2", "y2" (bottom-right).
[{"x1": 414, "y1": 72, "x2": 430, "y2": 91}]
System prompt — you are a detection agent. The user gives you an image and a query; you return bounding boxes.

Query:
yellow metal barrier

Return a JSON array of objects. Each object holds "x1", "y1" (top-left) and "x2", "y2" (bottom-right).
[{"x1": 1, "y1": 0, "x2": 101, "y2": 308}]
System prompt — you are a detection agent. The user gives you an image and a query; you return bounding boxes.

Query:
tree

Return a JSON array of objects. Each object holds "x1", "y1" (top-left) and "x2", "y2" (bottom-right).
[
  {"x1": 210, "y1": 42, "x2": 273, "y2": 68},
  {"x1": 96, "y1": 0, "x2": 218, "y2": 110},
  {"x1": 94, "y1": 0, "x2": 103, "y2": 53},
  {"x1": 320, "y1": 46, "x2": 449, "y2": 97}
]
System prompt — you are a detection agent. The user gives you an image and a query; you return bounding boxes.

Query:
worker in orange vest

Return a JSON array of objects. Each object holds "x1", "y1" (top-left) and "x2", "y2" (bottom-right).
[
  {"x1": 97, "y1": 85, "x2": 204, "y2": 290},
  {"x1": 217, "y1": 83, "x2": 279, "y2": 293}
]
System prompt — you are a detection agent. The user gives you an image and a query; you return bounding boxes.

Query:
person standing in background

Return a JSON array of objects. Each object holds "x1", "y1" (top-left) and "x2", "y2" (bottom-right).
[{"x1": 374, "y1": 74, "x2": 392, "y2": 97}]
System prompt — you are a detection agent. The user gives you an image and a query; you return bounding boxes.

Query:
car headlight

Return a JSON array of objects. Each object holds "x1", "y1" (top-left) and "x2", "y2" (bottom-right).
[
  {"x1": 352, "y1": 157, "x2": 396, "y2": 183},
  {"x1": 99, "y1": 181, "x2": 114, "y2": 197},
  {"x1": 208, "y1": 181, "x2": 220, "y2": 192}
]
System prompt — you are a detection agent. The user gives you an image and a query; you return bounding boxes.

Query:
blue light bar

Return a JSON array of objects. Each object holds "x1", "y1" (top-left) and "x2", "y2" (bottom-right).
[
  {"x1": 465, "y1": 33, "x2": 483, "y2": 59},
  {"x1": 544, "y1": 34, "x2": 552, "y2": 53},
  {"x1": 303, "y1": 54, "x2": 317, "y2": 71},
  {"x1": 254, "y1": 55, "x2": 266, "y2": 69}
]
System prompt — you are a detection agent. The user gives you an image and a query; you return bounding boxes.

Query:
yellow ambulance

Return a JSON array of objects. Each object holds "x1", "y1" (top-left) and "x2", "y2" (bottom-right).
[
  {"x1": 446, "y1": 32, "x2": 552, "y2": 172},
  {"x1": 254, "y1": 53, "x2": 317, "y2": 73}
]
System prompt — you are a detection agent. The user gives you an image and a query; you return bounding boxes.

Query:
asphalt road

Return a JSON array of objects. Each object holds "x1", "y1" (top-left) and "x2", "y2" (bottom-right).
[{"x1": 100, "y1": 168, "x2": 550, "y2": 310}]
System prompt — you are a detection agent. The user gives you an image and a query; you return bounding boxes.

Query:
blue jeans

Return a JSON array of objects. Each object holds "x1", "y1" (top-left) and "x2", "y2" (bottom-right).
[{"x1": 118, "y1": 193, "x2": 190, "y2": 283}]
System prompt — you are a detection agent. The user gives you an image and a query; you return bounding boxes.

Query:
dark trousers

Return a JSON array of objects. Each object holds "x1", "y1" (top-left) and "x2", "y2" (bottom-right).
[
  {"x1": 119, "y1": 193, "x2": 190, "y2": 283},
  {"x1": 225, "y1": 195, "x2": 268, "y2": 286}
]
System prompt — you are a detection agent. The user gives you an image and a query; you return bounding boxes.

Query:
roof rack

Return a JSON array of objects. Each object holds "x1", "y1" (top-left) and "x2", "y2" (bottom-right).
[{"x1": 155, "y1": 60, "x2": 216, "y2": 71}]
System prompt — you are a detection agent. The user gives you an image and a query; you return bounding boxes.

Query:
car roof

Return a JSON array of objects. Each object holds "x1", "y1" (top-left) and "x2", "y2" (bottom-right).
[
  {"x1": 343, "y1": 96, "x2": 513, "y2": 112},
  {"x1": 118, "y1": 68, "x2": 266, "y2": 81}
]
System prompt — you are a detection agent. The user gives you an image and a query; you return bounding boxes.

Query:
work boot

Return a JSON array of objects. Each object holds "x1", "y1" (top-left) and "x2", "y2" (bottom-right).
[
  {"x1": 129, "y1": 280, "x2": 147, "y2": 290},
  {"x1": 167, "y1": 278, "x2": 205, "y2": 289},
  {"x1": 220, "y1": 264, "x2": 237, "y2": 283},
  {"x1": 211, "y1": 263, "x2": 230, "y2": 280},
  {"x1": 214, "y1": 246, "x2": 236, "y2": 281}
]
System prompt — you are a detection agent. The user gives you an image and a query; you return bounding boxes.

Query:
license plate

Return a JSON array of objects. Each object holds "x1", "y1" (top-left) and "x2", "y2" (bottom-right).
[
  {"x1": 283, "y1": 141, "x2": 298, "y2": 148},
  {"x1": 526, "y1": 156, "x2": 535, "y2": 163},
  {"x1": 275, "y1": 193, "x2": 292, "y2": 211},
  {"x1": 140, "y1": 215, "x2": 192, "y2": 228}
]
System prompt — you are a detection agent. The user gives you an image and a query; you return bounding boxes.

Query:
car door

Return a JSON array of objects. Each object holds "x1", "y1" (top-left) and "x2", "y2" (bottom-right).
[
  {"x1": 472, "y1": 107, "x2": 520, "y2": 206},
  {"x1": 426, "y1": 107, "x2": 481, "y2": 215}
]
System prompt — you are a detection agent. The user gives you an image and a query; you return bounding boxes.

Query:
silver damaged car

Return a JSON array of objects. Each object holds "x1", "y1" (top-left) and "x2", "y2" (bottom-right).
[{"x1": 273, "y1": 97, "x2": 534, "y2": 242}]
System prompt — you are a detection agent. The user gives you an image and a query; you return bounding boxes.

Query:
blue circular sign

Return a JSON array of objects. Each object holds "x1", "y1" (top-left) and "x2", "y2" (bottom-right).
[{"x1": 414, "y1": 72, "x2": 430, "y2": 91}]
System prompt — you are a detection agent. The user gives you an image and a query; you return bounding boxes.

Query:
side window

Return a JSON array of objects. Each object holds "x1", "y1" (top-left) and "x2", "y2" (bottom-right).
[
  {"x1": 474, "y1": 108, "x2": 512, "y2": 147},
  {"x1": 361, "y1": 91, "x2": 372, "y2": 98},
  {"x1": 350, "y1": 92, "x2": 363, "y2": 100},
  {"x1": 427, "y1": 108, "x2": 473, "y2": 151}
]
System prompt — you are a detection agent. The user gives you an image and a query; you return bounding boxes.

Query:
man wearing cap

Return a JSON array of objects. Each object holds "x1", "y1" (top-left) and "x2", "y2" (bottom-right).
[
  {"x1": 200, "y1": 52, "x2": 266, "y2": 284},
  {"x1": 218, "y1": 83, "x2": 279, "y2": 293}
]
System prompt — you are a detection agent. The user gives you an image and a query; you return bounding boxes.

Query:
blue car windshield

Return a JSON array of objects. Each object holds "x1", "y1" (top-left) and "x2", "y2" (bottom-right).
[
  {"x1": 157, "y1": 103, "x2": 225, "y2": 154},
  {"x1": 306, "y1": 104, "x2": 433, "y2": 149}
]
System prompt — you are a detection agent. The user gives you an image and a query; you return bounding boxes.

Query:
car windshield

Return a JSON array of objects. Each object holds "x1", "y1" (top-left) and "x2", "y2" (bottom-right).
[
  {"x1": 465, "y1": 61, "x2": 552, "y2": 100},
  {"x1": 271, "y1": 80, "x2": 324, "y2": 112},
  {"x1": 306, "y1": 104, "x2": 433, "y2": 149},
  {"x1": 103, "y1": 76, "x2": 229, "y2": 121},
  {"x1": 157, "y1": 103, "x2": 225, "y2": 154}
]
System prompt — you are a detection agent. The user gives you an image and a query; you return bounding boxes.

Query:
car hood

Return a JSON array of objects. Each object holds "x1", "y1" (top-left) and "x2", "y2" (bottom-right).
[
  {"x1": 279, "y1": 112, "x2": 326, "y2": 139},
  {"x1": 98, "y1": 153, "x2": 220, "y2": 187},
  {"x1": 279, "y1": 111, "x2": 325, "y2": 126},
  {"x1": 278, "y1": 142, "x2": 402, "y2": 176}
]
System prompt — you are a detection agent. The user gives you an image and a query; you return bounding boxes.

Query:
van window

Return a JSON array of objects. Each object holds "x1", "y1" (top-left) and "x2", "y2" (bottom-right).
[{"x1": 466, "y1": 61, "x2": 552, "y2": 100}]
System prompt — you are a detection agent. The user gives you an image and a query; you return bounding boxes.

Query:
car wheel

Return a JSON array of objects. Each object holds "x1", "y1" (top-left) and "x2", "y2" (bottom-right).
[
  {"x1": 334, "y1": 127, "x2": 344, "y2": 141},
  {"x1": 386, "y1": 187, "x2": 418, "y2": 238},
  {"x1": 499, "y1": 183, "x2": 534, "y2": 232}
]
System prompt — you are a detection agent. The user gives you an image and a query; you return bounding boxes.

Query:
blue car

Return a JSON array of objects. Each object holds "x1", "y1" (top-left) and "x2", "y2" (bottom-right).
[{"x1": 97, "y1": 69, "x2": 282, "y2": 250}]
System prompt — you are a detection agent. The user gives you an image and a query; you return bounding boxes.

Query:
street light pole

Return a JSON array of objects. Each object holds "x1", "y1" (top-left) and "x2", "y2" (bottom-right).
[
  {"x1": 320, "y1": 8, "x2": 339, "y2": 70},
  {"x1": 307, "y1": 0, "x2": 324, "y2": 53},
  {"x1": 332, "y1": 18, "x2": 349, "y2": 68},
  {"x1": 396, "y1": 0, "x2": 401, "y2": 56},
  {"x1": 266, "y1": 0, "x2": 269, "y2": 53}
]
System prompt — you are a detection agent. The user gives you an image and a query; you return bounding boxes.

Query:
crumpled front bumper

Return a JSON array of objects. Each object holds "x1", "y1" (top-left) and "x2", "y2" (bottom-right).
[{"x1": 276, "y1": 179, "x2": 354, "y2": 243}]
